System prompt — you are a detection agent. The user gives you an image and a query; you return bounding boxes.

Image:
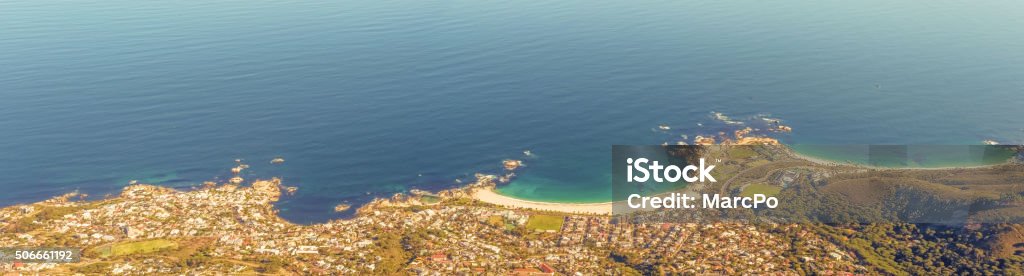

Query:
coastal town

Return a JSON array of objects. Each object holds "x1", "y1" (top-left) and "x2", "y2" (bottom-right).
[
  {"x1": 1, "y1": 174, "x2": 864, "y2": 274},
  {"x1": 3, "y1": 122, "x2": 1024, "y2": 274},
  {"x1": 4, "y1": 149, "x2": 1024, "y2": 275}
]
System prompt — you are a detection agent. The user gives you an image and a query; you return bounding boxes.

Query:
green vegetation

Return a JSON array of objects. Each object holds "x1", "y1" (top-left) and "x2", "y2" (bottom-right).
[
  {"x1": 72, "y1": 262, "x2": 112, "y2": 274},
  {"x1": 7, "y1": 205, "x2": 82, "y2": 232},
  {"x1": 740, "y1": 183, "x2": 782, "y2": 197},
  {"x1": 811, "y1": 224, "x2": 905, "y2": 275},
  {"x1": 727, "y1": 147, "x2": 759, "y2": 159},
  {"x1": 256, "y1": 257, "x2": 285, "y2": 273},
  {"x1": 486, "y1": 215, "x2": 505, "y2": 228},
  {"x1": 93, "y1": 239, "x2": 178, "y2": 258},
  {"x1": 525, "y1": 214, "x2": 564, "y2": 232},
  {"x1": 420, "y1": 195, "x2": 441, "y2": 204},
  {"x1": 373, "y1": 232, "x2": 412, "y2": 274},
  {"x1": 610, "y1": 249, "x2": 654, "y2": 274},
  {"x1": 807, "y1": 223, "x2": 1024, "y2": 275}
]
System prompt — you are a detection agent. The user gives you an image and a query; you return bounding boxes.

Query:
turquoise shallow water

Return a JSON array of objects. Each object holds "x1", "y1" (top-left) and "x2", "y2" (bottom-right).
[{"x1": 1, "y1": 0, "x2": 1023, "y2": 223}]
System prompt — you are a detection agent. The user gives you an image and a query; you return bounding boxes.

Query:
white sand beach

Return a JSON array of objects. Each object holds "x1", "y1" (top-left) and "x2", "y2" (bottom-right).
[
  {"x1": 788, "y1": 151, "x2": 1002, "y2": 171},
  {"x1": 471, "y1": 187, "x2": 614, "y2": 215}
]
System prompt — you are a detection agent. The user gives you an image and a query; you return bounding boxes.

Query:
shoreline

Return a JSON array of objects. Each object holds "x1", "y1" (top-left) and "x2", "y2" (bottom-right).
[
  {"x1": 471, "y1": 187, "x2": 614, "y2": 215},
  {"x1": 6, "y1": 145, "x2": 1015, "y2": 223},
  {"x1": 787, "y1": 149, "x2": 1010, "y2": 171},
  {"x1": 471, "y1": 182, "x2": 708, "y2": 215},
  {"x1": 472, "y1": 146, "x2": 1017, "y2": 213}
]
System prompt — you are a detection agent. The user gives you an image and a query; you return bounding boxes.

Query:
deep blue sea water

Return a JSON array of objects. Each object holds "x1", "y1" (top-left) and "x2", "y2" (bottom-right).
[{"x1": 2, "y1": 0, "x2": 1022, "y2": 223}]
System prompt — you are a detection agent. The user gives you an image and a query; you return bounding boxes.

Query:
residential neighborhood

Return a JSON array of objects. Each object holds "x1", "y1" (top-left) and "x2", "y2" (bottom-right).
[{"x1": 0, "y1": 176, "x2": 868, "y2": 275}]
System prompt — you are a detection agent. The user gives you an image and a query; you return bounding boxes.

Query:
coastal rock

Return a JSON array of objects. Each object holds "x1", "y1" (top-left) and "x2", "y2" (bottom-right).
[
  {"x1": 734, "y1": 127, "x2": 753, "y2": 139},
  {"x1": 438, "y1": 188, "x2": 467, "y2": 198},
  {"x1": 409, "y1": 189, "x2": 432, "y2": 196},
  {"x1": 41, "y1": 192, "x2": 83, "y2": 205},
  {"x1": 217, "y1": 184, "x2": 239, "y2": 192},
  {"x1": 251, "y1": 178, "x2": 283, "y2": 202},
  {"x1": 120, "y1": 184, "x2": 175, "y2": 198},
  {"x1": 712, "y1": 112, "x2": 743, "y2": 125},
  {"x1": 356, "y1": 192, "x2": 429, "y2": 211},
  {"x1": 498, "y1": 173, "x2": 515, "y2": 184},
  {"x1": 735, "y1": 137, "x2": 781, "y2": 145},
  {"x1": 686, "y1": 120, "x2": 784, "y2": 146},
  {"x1": 231, "y1": 164, "x2": 249, "y2": 174},
  {"x1": 503, "y1": 159, "x2": 523, "y2": 171},
  {"x1": 771, "y1": 125, "x2": 793, "y2": 132},
  {"x1": 694, "y1": 136, "x2": 716, "y2": 145},
  {"x1": 334, "y1": 203, "x2": 351, "y2": 212},
  {"x1": 474, "y1": 173, "x2": 498, "y2": 187}
]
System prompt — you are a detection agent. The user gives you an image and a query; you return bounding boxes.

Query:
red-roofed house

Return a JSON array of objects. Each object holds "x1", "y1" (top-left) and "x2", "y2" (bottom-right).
[{"x1": 430, "y1": 252, "x2": 449, "y2": 264}]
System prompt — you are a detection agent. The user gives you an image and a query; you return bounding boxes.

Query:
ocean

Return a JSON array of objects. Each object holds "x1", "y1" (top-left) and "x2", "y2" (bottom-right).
[{"x1": 1, "y1": 0, "x2": 1022, "y2": 223}]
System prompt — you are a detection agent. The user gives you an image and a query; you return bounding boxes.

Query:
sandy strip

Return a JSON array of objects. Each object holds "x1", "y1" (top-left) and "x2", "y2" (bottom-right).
[
  {"x1": 788, "y1": 151, "x2": 1001, "y2": 170},
  {"x1": 472, "y1": 188, "x2": 614, "y2": 215}
]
